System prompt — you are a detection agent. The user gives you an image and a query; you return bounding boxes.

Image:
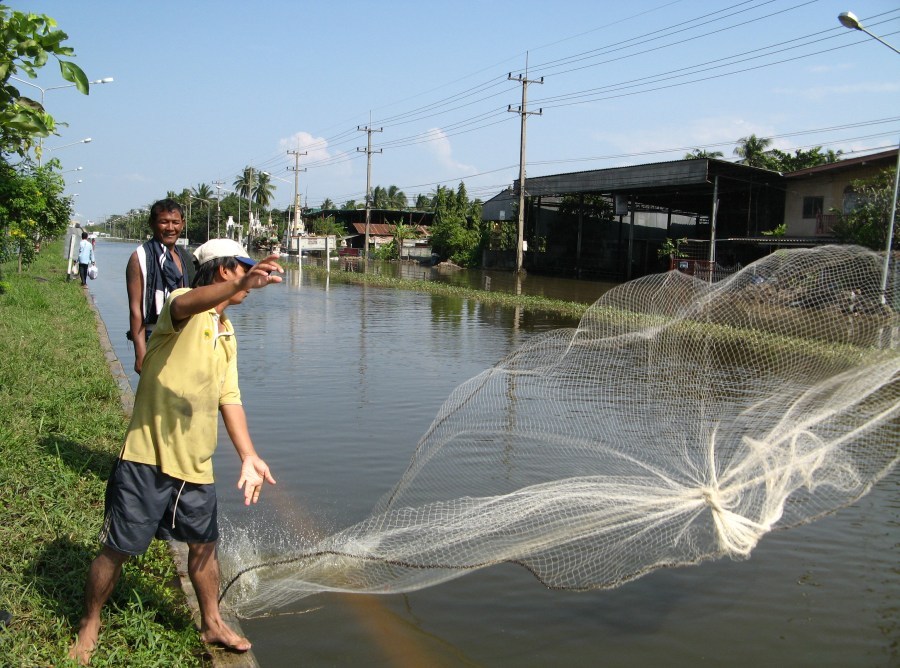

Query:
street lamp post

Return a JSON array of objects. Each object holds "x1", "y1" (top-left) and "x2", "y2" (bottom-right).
[
  {"x1": 44, "y1": 137, "x2": 92, "y2": 166},
  {"x1": 838, "y1": 11, "x2": 900, "y2": 305},
  {"x1": 10, "y1": 76, "x2": 113, "y2": 165}
]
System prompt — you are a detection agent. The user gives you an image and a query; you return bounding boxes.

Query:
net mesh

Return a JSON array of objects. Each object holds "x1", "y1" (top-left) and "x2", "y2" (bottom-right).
[{"x1": 220, "y1": 245, "x2": 900, "y2": 616}]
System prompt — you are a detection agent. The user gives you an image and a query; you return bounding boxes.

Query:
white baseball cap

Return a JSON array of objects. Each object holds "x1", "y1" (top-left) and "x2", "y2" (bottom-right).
[{"x1": 193, "y1": 239, "x2": 257, "y2": 268}]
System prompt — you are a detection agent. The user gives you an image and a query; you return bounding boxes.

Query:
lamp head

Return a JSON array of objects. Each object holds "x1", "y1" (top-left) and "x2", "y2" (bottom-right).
[{"x1": 838, "y1": 11, "x2": 862, "y2": 30}]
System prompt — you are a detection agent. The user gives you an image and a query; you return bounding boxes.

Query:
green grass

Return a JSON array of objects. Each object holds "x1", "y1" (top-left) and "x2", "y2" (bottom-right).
[
  {"x1": 298, "y1": 262, "x2": 891, "y2": 366},
  {"x1": 0, "y1": 243, "x2": 208, "y2": 666},
  {"x1": 299, "y1": 263, "x2": 591, "y2": 319}
]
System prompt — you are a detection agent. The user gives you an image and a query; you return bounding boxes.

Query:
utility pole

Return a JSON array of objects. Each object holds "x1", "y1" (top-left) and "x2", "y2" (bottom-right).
[
  {"x1": 508, "y1": 56, "x2": 543, "y2": 274},
  {"x1": 213, "y1": 180, "x2": 225, "y2": 237},
  {"x1": 287, "y1": 147, "x2": 307, "y2": 260},
  {"x1": 247, "y1": 165, "x2": 254, "y2": 246},
  {"x1": 357, "y1": 115, "x2": 382, "y2": 261}
]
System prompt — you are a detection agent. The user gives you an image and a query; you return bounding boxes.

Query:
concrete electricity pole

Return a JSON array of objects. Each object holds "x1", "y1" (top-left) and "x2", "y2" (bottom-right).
[
  {"x1": 213, "y1": 180, "x2": 225, "y2": 237},
  {"x1": 357, "y1": 117, "x2": 383, "y2": 261},
  {"x1": 508, "y1": 59, "x2": 543, "y2": 274},
  {"x1": 287, "y1": 147, "x2": 307, "y2": 259}
]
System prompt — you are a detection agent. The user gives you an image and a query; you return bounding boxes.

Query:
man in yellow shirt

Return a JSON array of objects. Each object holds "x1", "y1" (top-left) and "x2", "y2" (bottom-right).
[{"x1": 70, "y1": 239, "x2": 284, "y2": 664}]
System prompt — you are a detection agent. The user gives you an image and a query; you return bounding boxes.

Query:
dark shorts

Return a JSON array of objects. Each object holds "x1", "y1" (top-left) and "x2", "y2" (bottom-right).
[{"x1": 100, "y1": 459, "x2": 218, "y2": 555}]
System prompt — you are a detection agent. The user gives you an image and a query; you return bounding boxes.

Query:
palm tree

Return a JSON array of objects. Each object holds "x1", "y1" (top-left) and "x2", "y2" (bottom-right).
[
  {"x1": 387, "y1": 185, "x2": 408, "y2": 210},
  {"x1": 253, "y1": 171, "x2": 275, "y2": 210},
  {"x1": 372, "y1": 185, "x2": 388, "y2": 209},
  {"x1": 192, "y1": 183, "x2": 213, "y2": 201},
  {"x1": 685, "y1": 148, "x2": 724, "y2": 160},
  {"x1": 734, "y1": 134, "x2": 773, "y2": 168},
  {"x1": 321, "y1": 198, "x2": 335, "y2": 210},
  {"x1": 233, "y1": 167, "x2": 257, "y2": 203},
  {"x1": 392, "y1": 221, "x2": 416, "y2": 260}
]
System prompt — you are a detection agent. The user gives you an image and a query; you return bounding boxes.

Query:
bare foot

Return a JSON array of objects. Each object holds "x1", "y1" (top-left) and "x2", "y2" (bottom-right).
[
  {"x1": 68, "y1": 618, "x2": 100, "y2": 665},
  {"x1": 201, "y1": 622, "x2": 251, "y2": 652}
]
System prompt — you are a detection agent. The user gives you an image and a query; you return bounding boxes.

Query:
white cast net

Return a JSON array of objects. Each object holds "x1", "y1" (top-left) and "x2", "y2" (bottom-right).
[{"x1": 220, "y1": 245, "x2": 900, "y2": 616}]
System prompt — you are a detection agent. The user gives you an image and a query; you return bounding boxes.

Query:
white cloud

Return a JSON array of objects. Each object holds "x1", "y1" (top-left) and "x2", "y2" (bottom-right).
[
  {"x1": 278, "y1": 130, "x2": 335, "y2": 164},
  {"x1": 421, "y1": 128, "x2": 477, "y2": 175}
]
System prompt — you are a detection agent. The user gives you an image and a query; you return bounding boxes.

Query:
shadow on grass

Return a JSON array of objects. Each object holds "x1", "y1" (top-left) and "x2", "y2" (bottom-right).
[
  {"x1": 37, "y1": 434, "x2": 119, "y2": 481},
  {"x1": 31, "y1": 536, "x2": 197, "y2": 639}
]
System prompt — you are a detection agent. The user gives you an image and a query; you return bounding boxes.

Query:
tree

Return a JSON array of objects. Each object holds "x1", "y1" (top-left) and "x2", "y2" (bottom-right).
[
  {"x1": 429, "y1": 182, "x2": 485, "y2": 266},
  {"x1": 192, "y1": 183, "x2": 213, "y2": 201},
  {"x1": 766, "y1": 146, "x2": 843, "y2": 173},
  {"x1": 187, "y1": 183, "x2": 214, "y2": 242},
  {"x1": 321, "y1": 198, "x2": 334, "y2": 210},
  {"x1": 0, "y1": 161, "x2": 72, "y2": 270},
  {"x1": 831, "y1": 167, "x2": 898, "y2": 251},
  {"x1": 733, "y1": 134, "x2": 773, "y2": 168},
  {"x1": 372, "y1": 185, "x2": 388, "y2": 209},
  {"x1": 414, "y1": 193, "x2": 431, "y2": 210},
  {"x1": 684, "y1": 148, "x2": 724, "y2": 160},
  {"x1": 0, "y1": 6, "x2": 88, "y2": 157},
  {"x1": 308, "y1": 214, "x2": 346, "y2": 238},
  {"x1": 342, "y1": 199, "x2": 358, "y2": 210},
  {"x1": 254, "y1": 171, "x2": 275, "y2": 210},
  {"x1": 391, "y1": 221, "x2": 417, "y2": 260},
  {"x1": 233, "y1": 167, "x2": 257, "y2": 205},
  {"x1": 387, "y1": 185, "x2": 408, "y2": 210}
]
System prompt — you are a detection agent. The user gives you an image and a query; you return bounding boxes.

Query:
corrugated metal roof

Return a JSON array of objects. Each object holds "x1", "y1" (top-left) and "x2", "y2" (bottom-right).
[
  {"x1": 518, "y1": 157, "x2": 779, "y2": 197},
  {"x1": 784, "y1": 148, "x2": 898, "y2": 178}
]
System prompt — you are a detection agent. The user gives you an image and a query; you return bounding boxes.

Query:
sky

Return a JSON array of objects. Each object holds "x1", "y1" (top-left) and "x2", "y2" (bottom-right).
[{"x1": 12, "y1": 0, "x2": 900, "y2": 225}]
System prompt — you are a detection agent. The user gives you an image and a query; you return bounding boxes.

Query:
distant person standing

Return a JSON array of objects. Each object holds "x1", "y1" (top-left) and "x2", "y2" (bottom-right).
[
  {"x1": 77, "y1": 232, "x2": 94, "y2": 286},
  {"x1": 126, "y1": 199, "x2": 196, "y2": 374}
]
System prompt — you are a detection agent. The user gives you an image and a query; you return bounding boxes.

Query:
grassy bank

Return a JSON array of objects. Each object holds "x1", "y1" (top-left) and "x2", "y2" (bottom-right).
[
  {"x1": 298, "y1": 263, "x2": 591, "y2": 319},
  {"x1": 0, "y1": 242, "x2": 206, "y2": 666}
]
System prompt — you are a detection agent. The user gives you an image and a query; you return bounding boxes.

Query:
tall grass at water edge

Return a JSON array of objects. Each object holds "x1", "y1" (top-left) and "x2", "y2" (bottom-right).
[{"x1": 0, "y1": 242, "x2": 207, "y2": 666}]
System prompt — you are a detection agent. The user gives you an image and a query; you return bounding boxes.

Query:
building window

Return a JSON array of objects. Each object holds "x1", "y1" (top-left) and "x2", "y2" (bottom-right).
[
  {"x1": 843, "y1": 185, "x2": 861, "y2": 214},
  {"x1": 802, "y1": 196, "x2": 824, "y2": 219}
]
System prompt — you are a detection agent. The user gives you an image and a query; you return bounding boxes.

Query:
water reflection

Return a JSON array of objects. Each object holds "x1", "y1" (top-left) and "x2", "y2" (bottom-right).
[{"x1": 87, "y1": 240, "x2": 898, "y2": 668}]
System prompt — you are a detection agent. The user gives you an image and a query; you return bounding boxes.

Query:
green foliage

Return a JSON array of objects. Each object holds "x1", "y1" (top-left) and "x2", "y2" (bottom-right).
[
  {"x1": 321, "y1": 197, "x2": 334, "y2": 210},
  {"x1": 766, "y1": 146, "x2": 842, "y2": 172},
  {"x1": 0, "y1": 160, "x2": 71, "y2": 268},
  {"x1": 429, "y1": 182, "x2": 485, "y2": 267},
  {"x1": 732, "y1": 137, "x2": 843, "y2": 173},
  {"x1": 558, "y1": 193, "x2": 612, "y2": 219},
  {"x1": 657, "y1": 237, "x2": 688, "y2": 258},
  {"x1": 830, "y1": 167, "x2": 898, "y2": 251},
  {"x1": 254, "y1": 170, "x2": 275, "y2": 209},
  {"x1": 370, "y1": 240, "x2": 396, "y2": 260},
  {"x1": 0, "y1": 5, "x2": 88, "y2": 156},
  {"x1": 761, "y1": 223, "x2": 787, "y2": 238},
  {"x1": 308, "y1": 213, "x2": 346, "y2": 238},
  {"x1": 684, "y1": 148, "x2": 724, "y2": 159},
  {"x1": 733, "y1": 134, "x2": 773, "y2": 168},
  {"x1": 371, "y1": 184, "x2": 408, "y2": 209},
  {"x1": 0, "y1": 242, "x2": 205, "y2": 665}
]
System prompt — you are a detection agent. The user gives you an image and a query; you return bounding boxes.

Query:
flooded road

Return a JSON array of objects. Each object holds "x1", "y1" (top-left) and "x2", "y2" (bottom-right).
[{"x1": 88, "y1": 240, "x2": 898, "y2": 667}]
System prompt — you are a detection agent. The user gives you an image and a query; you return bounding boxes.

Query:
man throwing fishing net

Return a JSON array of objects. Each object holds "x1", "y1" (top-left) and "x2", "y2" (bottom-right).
[{"x1": 70, "y1": 239, "x2": 283, "y2": 664}]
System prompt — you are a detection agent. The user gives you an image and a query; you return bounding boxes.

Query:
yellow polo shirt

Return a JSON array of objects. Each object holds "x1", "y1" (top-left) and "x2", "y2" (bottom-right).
[{"x1": 121, "y1": 287, "x2": 242, "y2": 484}]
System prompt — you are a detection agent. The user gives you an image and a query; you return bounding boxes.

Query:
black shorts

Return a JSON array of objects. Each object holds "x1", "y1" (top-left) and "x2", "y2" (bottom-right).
[{"x1": 100, "y1": 459, "x2": 218, "y2": 555}]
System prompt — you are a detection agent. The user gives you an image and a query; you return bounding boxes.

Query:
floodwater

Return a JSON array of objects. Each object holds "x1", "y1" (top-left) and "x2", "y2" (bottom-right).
[{"x1": 88, "y1": 241, "x2": 898, "y2": 668}]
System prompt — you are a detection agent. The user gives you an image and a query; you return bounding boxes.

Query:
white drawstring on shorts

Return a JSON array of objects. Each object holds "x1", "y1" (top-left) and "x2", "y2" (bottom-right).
[{"x1": 172, "y1": 480, "x2": 186, "y2": 529}]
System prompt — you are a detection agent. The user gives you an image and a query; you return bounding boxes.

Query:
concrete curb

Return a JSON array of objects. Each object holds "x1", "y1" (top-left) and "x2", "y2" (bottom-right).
[{"x1": 85, "y1": 291, "x2": 259, "y2": 667}]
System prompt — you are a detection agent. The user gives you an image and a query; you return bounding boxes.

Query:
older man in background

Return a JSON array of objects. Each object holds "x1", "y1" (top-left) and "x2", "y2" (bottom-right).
[{"x1": 125, "y1": 198, "x2": 197, "y2": 374}]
